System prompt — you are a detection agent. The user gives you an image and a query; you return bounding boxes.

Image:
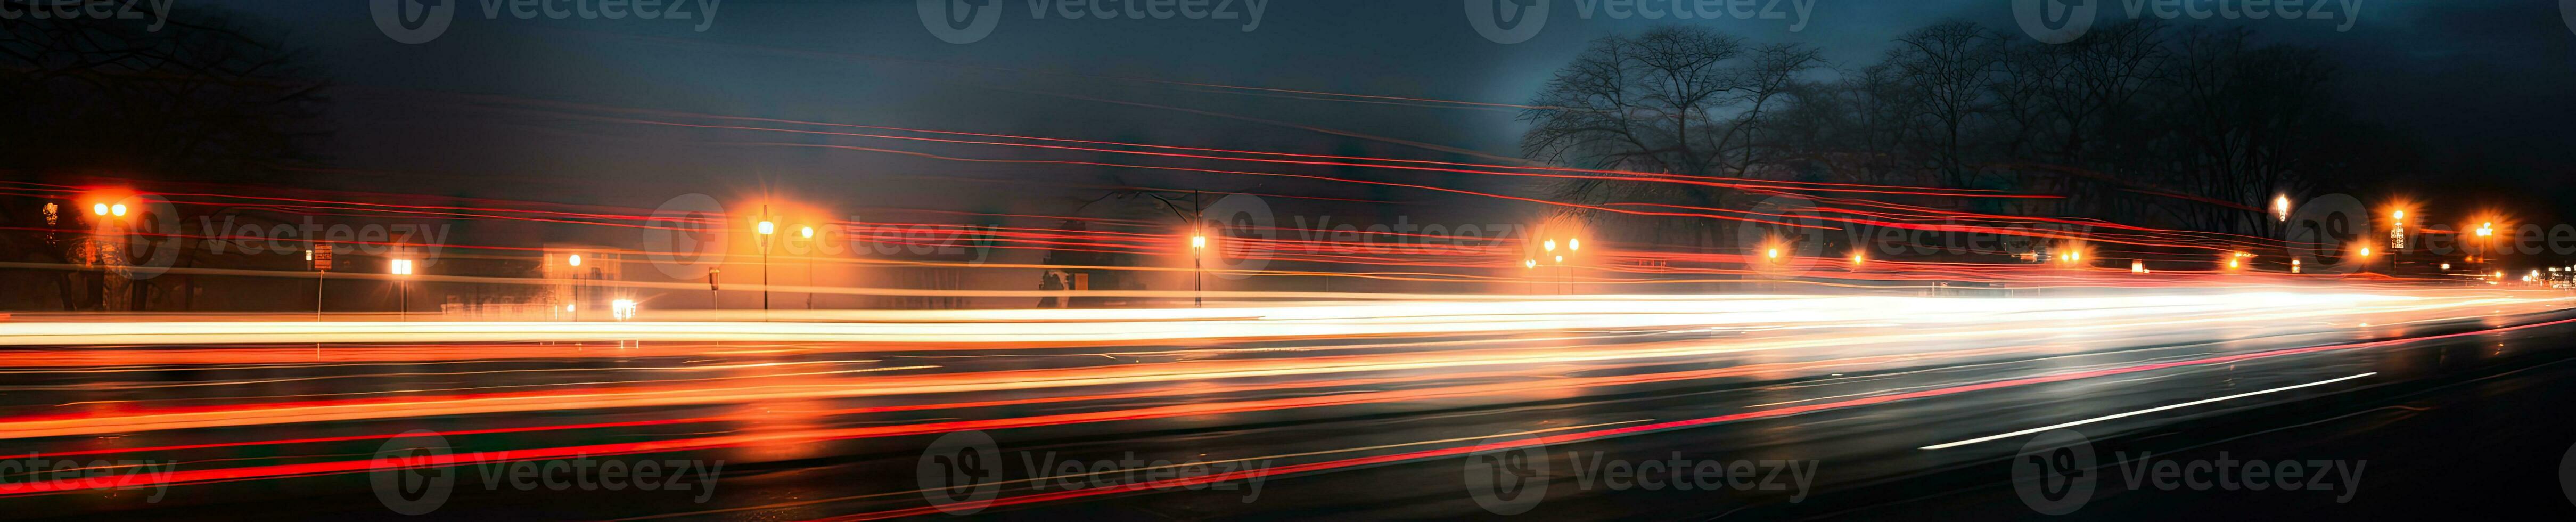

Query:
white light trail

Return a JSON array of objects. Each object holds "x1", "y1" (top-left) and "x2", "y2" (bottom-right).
[{"x1": 1917, "y1": 372, "x2": 2379, "y2": 450}]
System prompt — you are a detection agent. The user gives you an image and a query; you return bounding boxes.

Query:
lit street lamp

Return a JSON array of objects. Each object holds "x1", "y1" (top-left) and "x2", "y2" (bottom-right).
[
  {"x1": 390, "y1": 259, "x2": 414, "y2": 321},
  {"x1": 1189, "y1": 232, "x2": 1207, "y2": 308},
  {"x1": 757, "y1": 213, "x2": 775, "y2": 319},
  {"x1": 565, "y1": 254, "x2": 584, "y2": 321},
  {"x1": 2474, "y1": 222, "x2": 2497, "y2": 265}
]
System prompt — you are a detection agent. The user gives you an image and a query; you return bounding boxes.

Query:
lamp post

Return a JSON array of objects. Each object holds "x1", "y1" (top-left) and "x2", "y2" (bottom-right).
[
  {"x1": 1189, "y1": 232, "x2": 1207, "y2": 308},
  {"x1": 567, "y1": 254, "x2": 583, "y2": 321},
  {"x1": 1523, "y1": 258, "x2": 1538, "y2": 294},
  {"x1": 2387, "y1": 209, "x2": 2406, "y2": 273},
  {"x1": 390, "y1": 258, "x2": 414, "y2": 321},
  {"x1": 757, "y1": 209, "x2": 775, "y2": 320},
  {"x1": 2476, "y1": 222, "x2": 2496, "y2": 265},
  {"x1": 88, "y1": 202, "x2": 115, "y2": 311}
]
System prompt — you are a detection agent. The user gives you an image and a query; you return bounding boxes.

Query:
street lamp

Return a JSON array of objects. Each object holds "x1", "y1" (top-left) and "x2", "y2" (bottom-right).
[
  {"x1": 1568, "y1": 238, "x2": 1580, "y2": 251},
  {"x1": 110, "y1": 203, "x2": 126, "y2": 217},
  {"x1": 2388, "y1": 209, "x2": 2408, "y2": 253},
  {"x1": 91, "y1": 203, "x2": 108, "y2": 216},
  {"x1": 756, "y1": 215, "x2": 774, "y2": 318},
  {"x1": 2273, "y1": 195, "x2": 2291, "y2": 223},
  {"x1": 564, "y1": 254, "x2": 584, "y2": 321},
  {"x1": 2474, "y1": 222, "x2": 2497, "y2": 265},
  {"x1": 1192, "y1": 231, "x2": 1210, "y2": 304},
  {"x1": 390, "y1": 259, "x2": 414, "y2": 321},
  {"x1": 1523, "y1": 258, "x2": 1538, "y2": 293}
]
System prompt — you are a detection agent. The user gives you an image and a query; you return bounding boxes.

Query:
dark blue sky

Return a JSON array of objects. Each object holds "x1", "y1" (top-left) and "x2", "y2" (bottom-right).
[{"x1": 200, "y1": 0, "x2": 2576, "y2": 225}]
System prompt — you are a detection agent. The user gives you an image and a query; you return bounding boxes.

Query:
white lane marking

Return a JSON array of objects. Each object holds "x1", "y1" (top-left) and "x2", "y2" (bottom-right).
[{"x1": 1919, "y1": 372, "x2": 2378, "y2": 450}]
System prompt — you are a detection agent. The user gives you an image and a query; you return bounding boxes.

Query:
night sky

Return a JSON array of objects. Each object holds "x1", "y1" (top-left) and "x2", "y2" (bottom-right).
[{"x1": 198, "y1": 0, "x2": 2576, "y2": 227}]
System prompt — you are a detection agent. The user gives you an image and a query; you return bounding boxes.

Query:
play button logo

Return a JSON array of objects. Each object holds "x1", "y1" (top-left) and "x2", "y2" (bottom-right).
[{"x1": 371, "y1": 0, "x2": 456, "y2": 44}]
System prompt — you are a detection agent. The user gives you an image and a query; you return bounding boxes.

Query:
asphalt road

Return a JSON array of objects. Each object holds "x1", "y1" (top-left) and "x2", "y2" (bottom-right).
[{"x1": 6, "y1": 304, "x2": 2576, "y2": 520}]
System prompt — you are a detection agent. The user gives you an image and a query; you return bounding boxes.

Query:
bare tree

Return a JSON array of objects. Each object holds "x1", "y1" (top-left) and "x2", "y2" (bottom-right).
[
  {"x1": 2150, "y1": 26, "x2": 2337, "y2": 233},
  {"x1": 1884, "y1": 21, "x2": 2000, "y2": 186},
  {"x1": 1, "y1": 2, "x2": 330, "y2": 181},
  {"x1": 1, "y1": 2, "x2": 330, "y2": 311},
  {"x1": 1519, "y1": 26, "x2": 1820, "y2": 247},
  {"x1": 1992, "y1": 19, "x2": 2168, "y2": 165}
]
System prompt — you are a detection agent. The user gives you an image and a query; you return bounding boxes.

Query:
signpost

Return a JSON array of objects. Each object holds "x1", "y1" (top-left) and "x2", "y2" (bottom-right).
[{"x1": 310, "y1": 243, "x2": 333, "y2": 321}]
